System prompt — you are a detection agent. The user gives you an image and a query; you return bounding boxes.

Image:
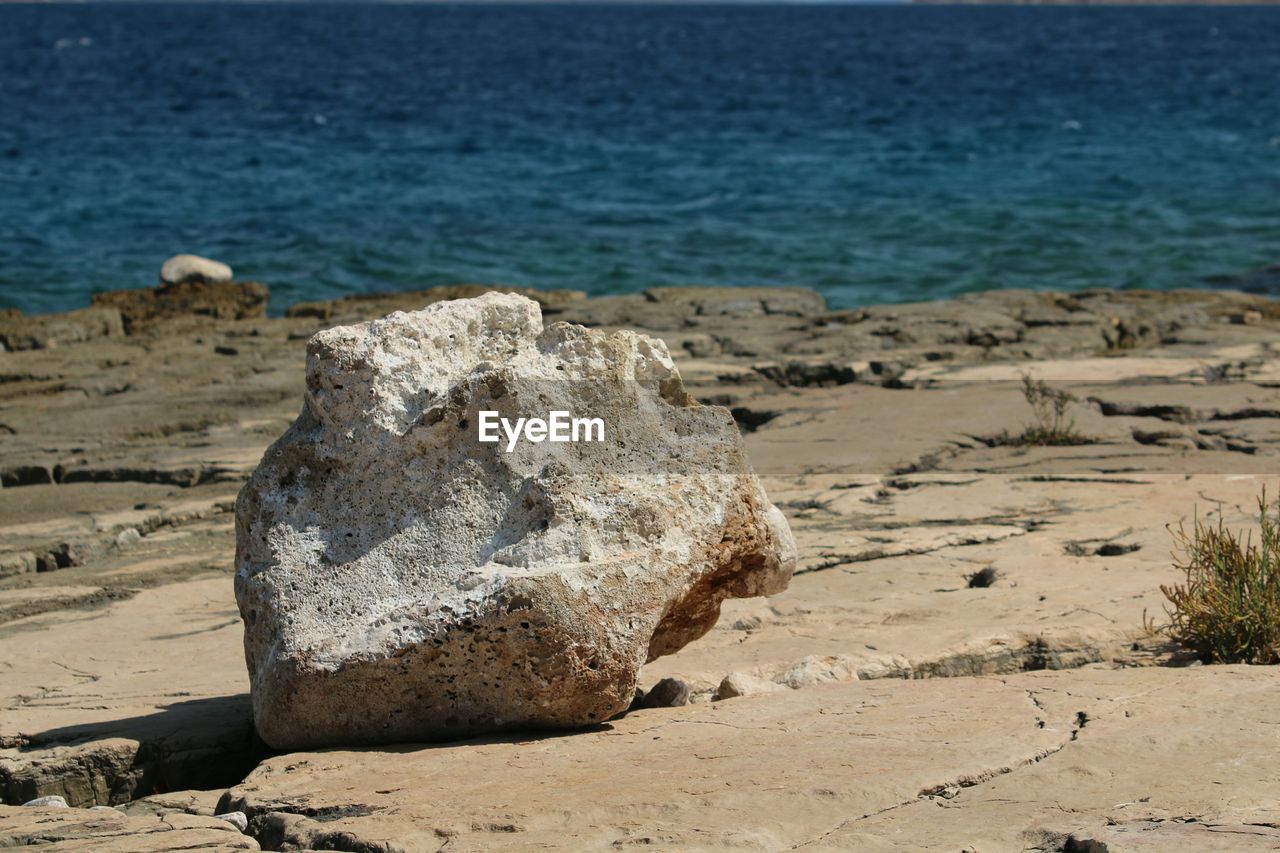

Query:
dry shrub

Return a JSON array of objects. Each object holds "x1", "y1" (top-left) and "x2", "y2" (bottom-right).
[
  {"x1": 992, "y1": 374, "x2": 1089, "y2": 447},
  {"x1": 1147, "y1": 491, "x2": 1280, "y2": 664}
]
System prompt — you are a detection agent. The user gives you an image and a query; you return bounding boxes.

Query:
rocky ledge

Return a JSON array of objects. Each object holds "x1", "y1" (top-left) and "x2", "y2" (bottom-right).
[{"x1": 2, "y1": 280, "x2": 1279, "y2": 851}]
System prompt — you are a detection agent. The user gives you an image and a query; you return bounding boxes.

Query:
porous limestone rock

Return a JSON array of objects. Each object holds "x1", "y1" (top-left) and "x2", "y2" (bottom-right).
[
  {"x1": 235, "y1": 292, "x2": 795, "y2": 749},
  {"x1": 0, "y1": 306, "x2": 123, "y2": 351},
  {"x1": 160, "y1": 254, "x2": 233, "y2": 286},
  {"x1": 714, "y1": 671, "x2": 786, "y2": 700},
  {"x1": 92, "y1": 279, "x2": 267, "y2": 333}
]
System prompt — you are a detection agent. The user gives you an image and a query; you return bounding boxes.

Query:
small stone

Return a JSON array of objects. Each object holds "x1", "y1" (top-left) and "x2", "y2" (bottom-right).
[
  {"x1": 640, "y1": 677, "x2": 692, "y2": 709},
  {"x1": 160, "y1": 254, "x2": 233, "y2": 286},
  {"x1": 89, "y1": 805, "x2": 120, "y2": 811},
  {"x1": 853, "y1": 657, "x2": 911, "y2": 680},
  {"x1": 213, "y1": 811, "x2": 249, "y2": 832},
  {"x1": 23, "y1": 795, "x2": 69, "y2": 807},
  {"x1": 1230, "y1": 309, "x2": 1263, "y2": 326},
  {"x1": 714, "y1": 672, "x2": 786, "y2": 701},
  {"x1": 115, "y1": 527, "x2": 142, "y2": 550},
  {"x1": 966, "y1": 565, "x2": 999, "y2": 588},
  {"x1": 779, "y1": 655, "x2": 858, "y2": 690}
]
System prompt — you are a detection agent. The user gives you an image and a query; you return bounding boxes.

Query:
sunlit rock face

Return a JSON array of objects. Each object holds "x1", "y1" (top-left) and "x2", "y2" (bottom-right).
[{"x1": 235, "y1": 292, "x2": 795, "y2": 749}]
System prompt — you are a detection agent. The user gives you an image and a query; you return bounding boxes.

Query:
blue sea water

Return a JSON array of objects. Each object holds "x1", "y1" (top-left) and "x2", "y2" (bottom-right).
[{"x1": 1, "y1": 3, "x2": 1278, "y2": 315}]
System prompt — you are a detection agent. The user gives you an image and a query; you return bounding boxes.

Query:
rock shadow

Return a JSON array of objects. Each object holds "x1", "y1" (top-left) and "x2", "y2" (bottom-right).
[{"x1": 4, "y1": 694, "x2": 261, "y2": 806}]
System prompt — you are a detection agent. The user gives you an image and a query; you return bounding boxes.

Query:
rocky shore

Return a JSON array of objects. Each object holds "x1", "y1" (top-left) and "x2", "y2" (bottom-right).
[{"x1": 2, "y1": 278, "x2": 1279, "y2": 851}]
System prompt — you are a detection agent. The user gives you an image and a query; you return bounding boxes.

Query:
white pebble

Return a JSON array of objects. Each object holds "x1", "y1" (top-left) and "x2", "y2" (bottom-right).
[{"x1": 115, "y1": 527, "x2": 142, "y2": 549}]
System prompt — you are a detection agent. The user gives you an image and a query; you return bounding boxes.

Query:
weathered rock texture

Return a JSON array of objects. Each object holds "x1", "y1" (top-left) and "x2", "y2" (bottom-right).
[
  {"x1": 92, "y1": 279, "x2": 267, "y2": 334},
  {"x1": 234, "y1": 292, "x2": 795, "y2": 749},
  {"x1": 0, "y1": 306, "x2": 124, "y2": 352},
  {"x1": 0, "y1": 805, "x2": 260, "y2": 851}
]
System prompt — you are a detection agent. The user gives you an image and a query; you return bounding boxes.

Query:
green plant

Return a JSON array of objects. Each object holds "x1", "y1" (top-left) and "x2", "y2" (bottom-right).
[
  {"x1": 1146, "y1": 491, "x2": 1280, "y2": 665},
  {"x1": 992, "y1": 374, "x2": 1087, "y2": 446}
]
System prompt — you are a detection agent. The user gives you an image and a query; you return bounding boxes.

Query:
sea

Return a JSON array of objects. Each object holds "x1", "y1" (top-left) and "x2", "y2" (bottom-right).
[{"x1": 1, "y1": 3, "x2": 1278, "y2": 315}]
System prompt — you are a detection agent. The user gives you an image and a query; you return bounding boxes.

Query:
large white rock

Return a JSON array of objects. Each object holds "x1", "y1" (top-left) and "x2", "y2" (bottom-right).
[
  {"x1": 159, "y1": 254, "x2": 233, "y2": 286},
  {"x1": 235, "y1": 292, "x2": 795, "y2": 749}
]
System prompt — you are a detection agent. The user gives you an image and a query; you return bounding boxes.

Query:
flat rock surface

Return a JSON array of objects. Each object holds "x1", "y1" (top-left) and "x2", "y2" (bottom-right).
[
  {"x1": 0, "y1": 578, "x2": 254, "y2": 806},
  {"x1": 839, "y1": 666, "x2": 1280, "y2": 852},
  {"x1": 221, "y1": 666, "x2": 1279, "y2": 852},
  {"x1": 2, "y1": 285, "x2": 1279, "y2": 849},
  {"x1": 224, "y1": 675, "x2": 1068, "y2": 851},
  {"x1": 0, "y1": 805, "x2": 259, "y2": 850}
]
